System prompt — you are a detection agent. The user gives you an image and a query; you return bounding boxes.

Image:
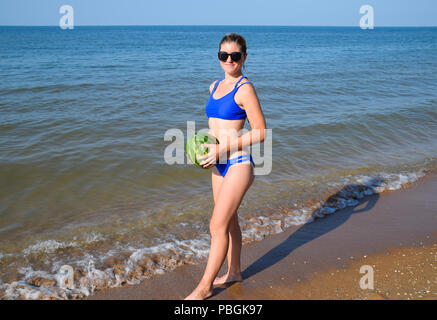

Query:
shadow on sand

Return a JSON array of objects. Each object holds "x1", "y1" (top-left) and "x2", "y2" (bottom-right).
[{"x1": 212, "y1": 177, "x2": 384, "y2": 297}]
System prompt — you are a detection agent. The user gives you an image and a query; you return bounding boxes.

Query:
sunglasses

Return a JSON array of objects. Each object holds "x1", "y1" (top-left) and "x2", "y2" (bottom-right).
[{"x1": 218, "y1": 51, "x2": 243, "y2": 62}]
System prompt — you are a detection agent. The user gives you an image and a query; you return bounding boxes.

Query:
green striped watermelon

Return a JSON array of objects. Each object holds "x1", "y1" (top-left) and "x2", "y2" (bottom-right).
[{"x1": 186, "y1": 132, "x2": 219, "y2": 169}]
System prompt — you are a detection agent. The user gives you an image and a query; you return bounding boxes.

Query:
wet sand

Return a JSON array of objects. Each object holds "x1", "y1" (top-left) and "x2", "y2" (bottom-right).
[{"x1": 87, "y1": 171, "x2": 437, "y2": 300}]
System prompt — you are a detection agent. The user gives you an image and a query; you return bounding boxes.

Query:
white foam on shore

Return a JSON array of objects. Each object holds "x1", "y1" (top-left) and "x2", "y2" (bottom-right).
[
  {"x1": 82, "y1": 231, "x2": 108, "y2": 244},
  {"x1": 20, "y1": 232, "x2": 107, "y2": 258},
  {"x1": 0, "y1": 168, "x2": 430, "y2": 300},
  {"x1": 0, "y1": 251, "x2": 16, "y2": 262},
  {"x1": 240, "y1": 170, "x2": 427, "y2": 244},
  {"x1": 2, "y1": 234, "x2": 213, "y2": 300},
  {"x1": 22, "y1": 240, "x2": 79, "y2": 256}
]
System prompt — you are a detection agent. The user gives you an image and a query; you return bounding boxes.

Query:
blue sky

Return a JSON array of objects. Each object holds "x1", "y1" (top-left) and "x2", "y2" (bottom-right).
[{"x1": 0, "y1": 0, "x2": 436, "y2": 26}]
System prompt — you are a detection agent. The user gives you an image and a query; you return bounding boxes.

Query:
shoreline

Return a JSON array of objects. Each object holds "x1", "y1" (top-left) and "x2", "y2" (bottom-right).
[{"x1": 87, "y1": 170, "x2": 437, "y2": 300}]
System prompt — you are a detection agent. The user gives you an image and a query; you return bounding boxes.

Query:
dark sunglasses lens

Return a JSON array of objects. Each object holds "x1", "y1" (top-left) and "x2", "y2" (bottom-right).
[
  {"x1": 231, "y1": 52, "x2": 242, "y2": 62},
  {"x1": 218, "y1": 52, "x2": 228, "y2": 61}
]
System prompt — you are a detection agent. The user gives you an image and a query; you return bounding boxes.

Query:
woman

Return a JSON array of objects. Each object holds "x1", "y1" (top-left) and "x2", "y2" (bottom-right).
[{"x1": 184, "y1": 33, "x2": 266, "y2": 300}]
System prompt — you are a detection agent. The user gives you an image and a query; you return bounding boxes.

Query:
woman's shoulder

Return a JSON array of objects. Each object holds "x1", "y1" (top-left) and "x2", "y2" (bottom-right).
[
  {"x1": 236, "y1": 77, "x2": 255, "y2": 93},
  {"x1": 238, "y1": 77, "x2": 253, "y2": 87},
  {"x1": 234, "y1": 77, "x2": 256, "y2": 105}
]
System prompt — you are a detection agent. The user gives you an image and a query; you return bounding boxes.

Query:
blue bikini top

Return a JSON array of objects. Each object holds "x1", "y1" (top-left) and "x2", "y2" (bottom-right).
[{"x1": 205, "y1": 76, "x2": 252, "y2": 120}]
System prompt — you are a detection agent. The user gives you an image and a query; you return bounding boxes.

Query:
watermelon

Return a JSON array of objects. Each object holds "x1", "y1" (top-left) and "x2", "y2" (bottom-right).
[{"x1": 186, "y1": 132, "x2": 219, "y2": 169}]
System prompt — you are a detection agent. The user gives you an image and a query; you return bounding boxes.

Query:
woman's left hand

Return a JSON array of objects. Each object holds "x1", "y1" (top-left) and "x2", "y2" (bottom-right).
[{"x1": 198, "y1": 144, "x2": 227, "y2": 168}]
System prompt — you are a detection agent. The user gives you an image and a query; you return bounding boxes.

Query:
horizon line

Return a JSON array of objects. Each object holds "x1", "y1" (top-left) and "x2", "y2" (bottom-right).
[{"x1": 1, "y1": 24, "x2": 436, "y2": 28}]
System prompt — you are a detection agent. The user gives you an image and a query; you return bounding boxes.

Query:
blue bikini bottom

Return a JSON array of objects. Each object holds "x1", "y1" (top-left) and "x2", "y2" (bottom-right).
[{"x1": 215, "y1": 154, "x2": 255, "y2": 177}]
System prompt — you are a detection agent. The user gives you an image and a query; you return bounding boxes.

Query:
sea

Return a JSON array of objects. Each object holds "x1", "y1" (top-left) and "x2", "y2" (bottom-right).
[{"x1": 0, "y1": 26, "x2": 436, "y2": 299}]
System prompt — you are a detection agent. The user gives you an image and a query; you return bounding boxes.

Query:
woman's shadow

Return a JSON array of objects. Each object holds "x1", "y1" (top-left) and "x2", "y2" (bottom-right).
[
  {"x1": 241, "y1": 177, "x2": 383, "y2": 281},
  {"x1": 212, "y1": 176, "x2": 384, "y2": 297}
]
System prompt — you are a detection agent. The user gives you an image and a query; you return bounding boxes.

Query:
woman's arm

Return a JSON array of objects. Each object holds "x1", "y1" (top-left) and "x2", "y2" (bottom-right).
[{"x1": 226, "y1": 83, "x2": 266, "y2": 156}]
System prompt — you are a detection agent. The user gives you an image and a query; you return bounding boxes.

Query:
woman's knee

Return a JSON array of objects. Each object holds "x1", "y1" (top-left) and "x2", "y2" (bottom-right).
[
  {"x1": 228, "y1": 215, "x2": 240, "y2": 233},
  {"x1": 209, "y1": 218, "x2": 228, "y2": 237}
]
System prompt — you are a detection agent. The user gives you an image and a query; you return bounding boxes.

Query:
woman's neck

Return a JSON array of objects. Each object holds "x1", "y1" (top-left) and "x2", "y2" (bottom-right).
[{"x1": 223, "y1": 72, "x2": 244, "y2": 83}]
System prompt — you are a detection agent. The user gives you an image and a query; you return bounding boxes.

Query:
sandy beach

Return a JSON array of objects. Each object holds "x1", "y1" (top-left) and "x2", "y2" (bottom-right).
[{"x1": 87, "y1": 171, "x2": 437, "y2": 300}]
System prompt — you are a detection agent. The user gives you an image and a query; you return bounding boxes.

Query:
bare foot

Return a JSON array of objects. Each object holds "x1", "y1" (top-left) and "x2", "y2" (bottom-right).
[
  {"x1": 213, "y1": 273, "x2": 242, "y2": 286},
  {"x1": 184, "y1": 285, "x2": 213, "y2": 300}
]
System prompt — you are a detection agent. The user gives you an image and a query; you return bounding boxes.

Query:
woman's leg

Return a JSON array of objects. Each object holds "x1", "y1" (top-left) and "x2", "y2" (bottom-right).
[
  {"x1": 184, "y1": 162, "x2": 254, "y2": 300},
  {"x1": 213, "y1": 214, "x2": 243, "y2": 285},
  {"x1": 211, "y1": 167, "x2": 224, "y2": 204},
  {"x1": 227, "y1": 215, "x2": 242, "y2": 275},
  {"x1": 211, "y1": 167, "x2": 242, "y2": 284}
]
